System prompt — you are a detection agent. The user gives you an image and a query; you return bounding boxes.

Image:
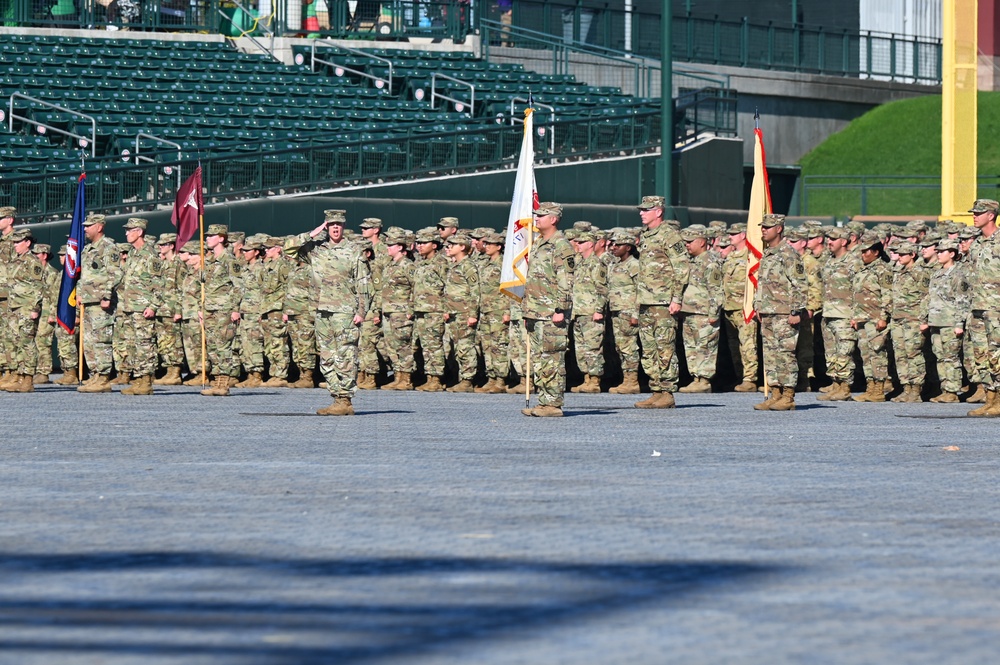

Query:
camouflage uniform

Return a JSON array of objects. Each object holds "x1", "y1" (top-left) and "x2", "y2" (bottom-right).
[
  {"x1": 819, "y1": 240, "x2": 859, "y2": 388},
  {"x1": 678, "y1": 228, "x2": 722, "y2": 384},
  {"x1": 606, "y1": 243, "x2": 640, "y2": 374},
  {"x1": 721, "y1": 245, "x2": 759, "y2": 386},
  {"x1": 521, "y1": 215, "x2": 575, "y2": 409},
  {"x1": 155, "y1": 253, "x2": 185, "y2": 372},
  {"x1": 0, "y1": 229, "x2": 14, "y2": 374},
  {"x1": 570, "y1": 243, "x2": 609, "y2": 382},
  {"x1": 35, "y1": 249, "x2": 60, "y2": 377},
  {"x1": 283, "y1": 255, "x2": 317, "y2": 379},
  {"x1": 970, "y1": 228, "x2": 1000, "y2": 394},
  {"x1": 754, "y1": 232, "x2": 807, "y2": 390},
  {"x1": 288, "y1": 224, "x2": 370, "y2": 399},
  {"x1": 380, "y1": 248, "x2": 415, "y2": 375},
  {"x1": 118, "y1": 229, "x2": 164, "y2": 380},
  {"x1": 238, "y1": 255, "x2": 267, "y2": 377},
  {"x1": 925, "y1": 255, "x2": 971, "y2": 395},
  {"x1": 477, "y1": 247, "x2": 510, "y2": 384},
  {"x1": 7, "y1": 237, "x2": 44, "y2": 377},
  {"x1": 203, "y1": 243, "x2": 241, "y2": 381},
  {"x1": 442, "y1": 239, "x2": 481, "y2": 384},
  {"x1": 890, "y1": 252, "x2": 930, "y2": 390},
  {"x1": 411, "y1": 244, "x2": 448, "y2": 381},
  {"x1": 359, "y1": 236, "x2": 390, "y2": 379},
  {"x1": 636, "y1": 217, "x2": 689, "y2": 395},
  {"x1": 507, "y1": 299, "x2": 527, "y2": 378},
  {"x1": 796, "y1": 246, "x2": 823, "y2": 387},
  {"x1": 260, "y1": 249, "x2": 291, "y2": 381},
  {"x1": 178, "y1": 254, "x2": 208, "y2": 377},
  {"x1": 77, "y1": 228, "x2": 121, "y2": 377},
  {"x1": 852, "y1": 250, "x2": 893, "y2": 388}
]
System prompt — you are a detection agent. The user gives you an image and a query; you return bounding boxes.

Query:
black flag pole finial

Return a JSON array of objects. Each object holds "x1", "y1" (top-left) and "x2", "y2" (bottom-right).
[{"x1": 754, "y1": 108, "x2": 760, "y2": 129}]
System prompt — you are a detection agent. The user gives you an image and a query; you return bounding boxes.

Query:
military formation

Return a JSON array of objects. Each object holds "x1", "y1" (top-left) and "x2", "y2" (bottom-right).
[{"x1": 3, "y1": 196, "x2": 1000, "y2": 417}]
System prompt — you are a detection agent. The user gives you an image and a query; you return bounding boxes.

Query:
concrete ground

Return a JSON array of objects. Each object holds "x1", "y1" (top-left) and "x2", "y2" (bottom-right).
[{"x1": 0, "y1": 383, "x2": 996, "y2": 664}]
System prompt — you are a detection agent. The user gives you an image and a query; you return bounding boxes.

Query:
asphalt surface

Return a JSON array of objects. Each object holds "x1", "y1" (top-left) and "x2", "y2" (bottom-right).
[{"x1": 0, "y1": 382, "x2": 997, "y2": 664}]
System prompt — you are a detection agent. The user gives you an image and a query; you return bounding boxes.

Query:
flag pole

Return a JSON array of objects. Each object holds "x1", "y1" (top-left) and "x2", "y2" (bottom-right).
[
  {"x1": 524, "y1": 222, "x2": 532, "y2": 410},
  {"x1": 198, "y1": 169, "x2": 207, "y2": 386},
  {"x1": 78, "y1": 303, "x2": 85, "y2": 382}
]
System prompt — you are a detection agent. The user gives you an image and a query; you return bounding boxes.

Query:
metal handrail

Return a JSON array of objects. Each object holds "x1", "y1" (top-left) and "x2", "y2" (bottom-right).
[
  {"x1": 8, "y1": 94, "x2": 96, "y2": 158},
  {"x1": 510, "y1": 97, "x2": 555, "y2": 153},
  {"x1": 134, "y1": 133, "x2": 183, "y2": 190},
  {"x1": 310, "y1": 41, "x2": 394, "y2": 94},
  {"x1": 217, "y1": 1, "x2": 276, "y2": 60},
  {"x1": 431, "y1": 73, "x2": 475, "y2": 115}
]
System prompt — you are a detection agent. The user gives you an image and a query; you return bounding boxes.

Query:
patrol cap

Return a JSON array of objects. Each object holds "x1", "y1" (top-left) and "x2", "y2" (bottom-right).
[
  {"x1": 243, "y1": 234, "x2": 266, "y2": 250},
  {"x1": 572, "y1": 221, "x2": 594, "y2": 232},
  {"x1": 470, "y1": 227, "x2": 492, "y2": 239},
  {"x1": 324, "y1": 209, "x2": 347, "y2": 224},
  {"x1": 438, "y1": 216, "x2": 460, "y2": 228},
  {"x1": 716, "y1": 235, "x2": 731, "y2": 249},
  {"x1": 415, "y1": 227, "x2": 441, "y2": 244},
  {"x1": 760, "y1": 213, "x2": 786, "y2": 228},
  {"x1": 264, "y1": 236, "x2": 285, "y2": 248},
  {"x1": 937, "y1": 239, "x2": 961, "y2": 252},
  {"x1": 83, "y1": 213, "x2": 106, "y2": 226},
  {"x1": 874, "y1": 223, "x2": 894, "y2": 237},
  {"x1": 0, "y1": 206, "x2": 15, "y2": 218},
  {"x1": 31, "y1": 243, "x2": 50, "y2": 255},
  {"x1": 858, "y1": 231, "x2": 882, "y2": 250},
  {"x1": 229, "y1": 231, "x2": 245, "y2": 244},
  {"x1": 404, "y1": 230, "x2": 415, "y2": 246},
  {"x1": 157, "y1": 233, "x2": 177, "y2": 245},
  {"x1": 483, "y1": 231, "x2": 505, "y2": 245},
  {"x1": 895, "y1": 240, "x2": 918, "y2": 255},
  {"x1": 825, "y1": 226, "x2": 850, "y2": 241},
  {"x1": 534, "y1": 202, "x2": 563, "y2": 217},
  {"x1": 905, "y1": 219, "x2": 928, "y2": 233},
  {"x1": 708, "y1": 220, "x2": 728, "y2": 230},
  {"x1": 58, "y1": 244, "x2": 68, "y2": 256},
  {"x1": 124, "y1": 217, "x2": 148, "y2": 230},
  {"x1": 610, "y1": 229, "x2": 638, "y2": 246},
  {"x1": 846, "y1": 220, "x2": 866, "y2": 235},
  {"x1": 575, "y1": 230, "x2": 598, "y2": 244},
  {"x1": 803, "y1": 225, "x2": 826, "y2": 239},
  {"x1": 637, "y1": 195, "x2": 665, "y2": 210},
  {"x1": 360, "y1": 217, "x2": 383, "y2": 229},
  {"x1": 446, "y1": 233, "x2": 472, "y2": 248},
  {"x1": 205, "y1": 223, "x2": 228, "y2": 237},
  {"x1": 384, "y1": 228, "x2": 409, "y2": 246},
  {"x1": 958, "y1": 225, "x2": 982, "y2": 239},
  {"x1": 728, "y1": 222, "x2": 747, "y2": 234},
  {"x1": 784, "y1": 227, "x2": 807, "y2": 241},
  {"x1": 919, "y1": 231, "x2": 943, "y2": 247},
  {"x1": 969, "y1": 199, "x2": 1000, "y2": 214},
  {"x1": 564, "y1": 229, "x2": 580, "y2": 242},
  {"x1": 680, "y1": 224, "x2": 708, "y2": 242},
  {"x1": 802, "y1": 219, "x2": 824, "y2": 229},
  {"x1": 11, "y1": 228, "x2": 32, "y2": 242}
]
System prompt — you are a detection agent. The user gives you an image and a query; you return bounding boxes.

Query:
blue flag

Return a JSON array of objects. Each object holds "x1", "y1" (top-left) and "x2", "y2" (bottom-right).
[{"x1": 56, "y1": 173, "x2": 86, "y2": 334}]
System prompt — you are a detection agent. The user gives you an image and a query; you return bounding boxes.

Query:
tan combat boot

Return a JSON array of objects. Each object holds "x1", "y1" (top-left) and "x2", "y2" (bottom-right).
[
  {"x1": 154, "y1": 367, "x2": 183, "y2": 386},
  {"x1": 236, "y1": 371, "x2": 264, "y2": 388},
  {"x1": 609, "y1": 372, "x2": 636, "y2": 394},
  {"x1": 753, "y1": 386, "x2": 781, "y2": 410},
  {"x1": 447, "y1": 379, "x2": 474, "y2": 393},
  {"x1": 981, "y1": 392, "x2": 1000, "y2": 417},
  {"x1": 966, "y1": 385, "x2": 986, "y2": 403},
  {"x1": 381, "y1": 373, "x2": 401, "y2": 390},
  {"x1": 853, "y1": 380, "x2": 884, "y2": 402},
  {"x1": 890, "y1": 384, "x2": 912, "y2": 403},
  {"x1": 770, "y1": 387, "x2": 796, "y2": 411},
  {"x1": 817, "y1": 381, "x2": 842, "y2": 401},
  {"x1": 78, "y1": 374, "x2": 112, "y2": 393},
  {"x1": 33, "y1": 373, "x2": 50, "y2": 385},
  {"x1": 0, "y1": 372, "x2": 19, "y2": 389},
  {"x1": 577, "y1": 375, "x2": 601, "y2": 394},
  {"x1": 679, "y1": 377, "x2": 710, "y2": 393},
  {"x1": 522, "y1": 404, "x2": 564, "y2": 417},
  {"x1": 262, "y1": 376, "x2": 289, "y2": 388},
  {"x1": 417, "y1": 375, "x2": 445, "y2": 392},
  {"x1": 6, "y1": 374, "x2": 33, "y2": 393},
  {"x1": 122, "y1": 374, "x2": 154, "y2": 396},
  {"x1": 110, "y1": 373, "x2": 130, "y2": 386},
  {"x1": 903, "y1": 384, "x2": 924, "y2": 403},
  {"x1": 200, "y1": 375, "x2": 231, "y2": 396},
  {"x1": 506, "y1": 377, "x2": 531, "y2": 394},
  {"x1": 317, "y1": 396, "x2": 354, "y2": 416},
  {"x1": 290, "y1": 370, "x2": 315, "y2": 389},
  {"x1": 968, "y1": 390, "x2": 996, "y2": 416},
  {"x1": 54, "y1": 369, "x2": 79, "y2": 386},
  {"x1": 734, "y1": 380, "x2": 758, "y2": 392},
  {"x1": 356, "y1": 371, "x2": 377, "y2": 390},
  {"x1": 390, "y1": 371, "x2": 413, "y2": 391},
  {"x1": 655, "y1": 391, "x2": 676, "y2": 408},
  {"x1": 184, "y1": 373, "x2": 209, "y2": 386},
  {"x1": 930, "y1": 391, "x2": 959, "y2": 403},
  {"x1": 635, "y1": 392, "x2": 674, "y2": 409}
]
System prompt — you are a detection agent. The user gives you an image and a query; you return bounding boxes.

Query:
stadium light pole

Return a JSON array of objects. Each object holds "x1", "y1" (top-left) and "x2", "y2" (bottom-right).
[{"x1": 657, "y1": 4, "x2": 672, "y2": 204}]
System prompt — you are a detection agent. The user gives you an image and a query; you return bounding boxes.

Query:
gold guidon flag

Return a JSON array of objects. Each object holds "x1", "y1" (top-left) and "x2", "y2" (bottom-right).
[
  {"x1": 499, "y1": 106, "x2": 539, "y2": 301},
  {"x1": 743, "y1": 125, "x2": 771, "y2": 323}
]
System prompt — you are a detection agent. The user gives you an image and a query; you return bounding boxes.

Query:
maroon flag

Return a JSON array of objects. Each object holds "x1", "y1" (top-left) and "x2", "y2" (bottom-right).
[{"x1": 172, "y1": 166, "x2": 203, "y2": 252}]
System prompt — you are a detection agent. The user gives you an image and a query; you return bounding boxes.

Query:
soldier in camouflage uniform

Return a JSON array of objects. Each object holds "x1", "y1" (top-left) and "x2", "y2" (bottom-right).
[
  {"x1": 753, "y1": 214, "x2": 807, "y2": 411},
  {"x1": 606, "y1": 229, "x2": 641, "y2": 394},
  {"x1": 260, "y1": 237, "x2": 292, "y2": 387},
  {"x1": 358, "y1": 218, "x2": 389, "y2": 390},
  {"x1": 235, "y1": 236, "x2": 267, "y2": 388},
  {"x1": 378, "y1": 228, "x2": 415, "y2": 391},
  {"x1": 176, "y1": 242, "x2": 208, "y2": 384},
  {"x1": 109, "y1": 243, "x2": 131, "y2": 385},
  {"x1": 506, "y1": 299, "x2": 530, "y2": 393},
  {"x1": 76, "y1": 214, "x2": 122, "y2": 393},
  {"x1": 850, "y1": 232, "x2": 894, "y2": 402},
  {"x1": 117, "y1": 218, "x2": 163, "y2": 396},
  {"x1": 921, "y1": 239, "x2": 970, "y2": 403},
  {"x1": 0, "y1": 206, "x2": 17, "y2": 384},
  {"x1": 2, "y1": 229, "x2": 44, "y2": 392},
  {"x1": 52, "y1": 245, "x2": 81, "y2": 385},
  {"x1": 817, "y1": 227, "x2": 860, "y2": 401},
  {"x1": 151, "y1": 234, "x2": 185, "y2": 386},
  {"x1": 677, "y1": 225, "x2": 722, "y2": 393},
  {"x1": 889, "y1": 241, "x2": 931, "y2": 402},
  {"x1": 956, "y1": 226, "x2": 987, "y2": 402},
  {"x1": 786, "y1": 227, "x2": 823, "y2": 391},
  {"x1": 721, "y1": 223, "x2": 759, "y2": 392},
  {"x1": 33, "y1": 244, "x2": 58, "y2": 384},
  {"x1": 412, "y1": 228, "x2": 448, "y2": 392},
  {"x1": 569, "y1": 230, "x2": 608, "y2": 394},
  {"x1": 965, "y1": 199, "x2": 1000, "y2": 416},
  {"x1": 634, "y1": 196, "x2": 689, "y2": 409},
  {"x1": 199, "y1": 225, "x2": 242, "y2": 397},
  {"x1": 475, "y1": 231, "x2": 511, "y2": 394},
  {"x1": 286, "y1": 210, "x2": 370, "y2": 416},
  {"x1": 282, "y1": 244, "x2": 317, "y2": 388},
  {"x1": 442, "y1": 234, "x2": 481, "y2": 392},
  {"x1": 520, "y1": 202, "x2": 575, "y2": 417}
]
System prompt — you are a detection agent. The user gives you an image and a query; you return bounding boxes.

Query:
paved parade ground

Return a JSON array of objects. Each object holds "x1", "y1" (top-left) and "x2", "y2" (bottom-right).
[{"x1": 1, "y1": 384, "x2": 998, "y2": 664}]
